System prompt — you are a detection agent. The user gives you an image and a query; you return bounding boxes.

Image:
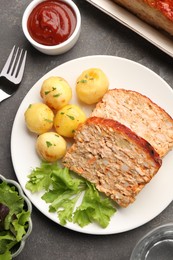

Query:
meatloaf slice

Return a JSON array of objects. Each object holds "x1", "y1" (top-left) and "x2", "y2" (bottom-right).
[
  {"x1": 63, "y1": 117, "x2": 162, "y2": 207},
  {"x1": 91, "y1": 89, "x2": 173, "y2": 157},
  {"x1": 112, "y1": 0, "x2": 173, "y2": 36}
]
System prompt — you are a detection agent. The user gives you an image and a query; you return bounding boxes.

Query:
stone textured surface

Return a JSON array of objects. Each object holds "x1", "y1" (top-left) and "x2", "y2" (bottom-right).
[{"x1": 0, "y1": 0, "x2": 173, "y2": 259}]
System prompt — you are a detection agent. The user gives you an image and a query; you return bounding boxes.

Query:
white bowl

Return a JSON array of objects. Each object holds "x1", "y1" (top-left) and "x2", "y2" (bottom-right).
[{"x1": 22, "y1": 0, "x2": 81, "y2": 55}]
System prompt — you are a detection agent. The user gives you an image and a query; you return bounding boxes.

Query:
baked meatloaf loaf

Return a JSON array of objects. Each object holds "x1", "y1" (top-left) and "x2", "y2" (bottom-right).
[
  {"x1": 112, "y1": 0, "x2": 173, "y2": 35},
  {"x1": 91, "y1": 89, "x2": 173, "y2": 157},
  {"x1": 63, "y1": 117, "x2": 162, "y2": 207}
]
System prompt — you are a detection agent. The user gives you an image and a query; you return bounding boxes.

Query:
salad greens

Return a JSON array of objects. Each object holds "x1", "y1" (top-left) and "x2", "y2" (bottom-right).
[
  {"x1": 26, "y1": 162, "x2": 116, "y2": 228},
  {"x1": 0, "y1": 181, "x2": 30, "y2": 260}
]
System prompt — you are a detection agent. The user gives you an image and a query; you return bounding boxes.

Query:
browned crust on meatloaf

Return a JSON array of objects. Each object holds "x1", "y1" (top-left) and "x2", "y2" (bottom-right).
[
  {"x1": 63, "y1": 117, "x2": 162, "y2": 207},
  {"x1": 112, "y1": 0, "x2": 173, "y2": 36},
  {"x1": 82, "y1": 117, "x2": 161, "y2": 166},
  {"x1": 91, "y1": 88, "x2": 173, "y2": 157}
]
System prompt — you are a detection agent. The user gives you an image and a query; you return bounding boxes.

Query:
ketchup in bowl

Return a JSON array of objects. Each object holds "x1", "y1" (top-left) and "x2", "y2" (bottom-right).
[{"x1": 27, "y1": 0, "x2": 77, "y2": 46}]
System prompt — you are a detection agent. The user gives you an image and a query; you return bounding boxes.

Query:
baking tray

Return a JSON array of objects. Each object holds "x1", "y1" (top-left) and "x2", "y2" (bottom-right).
[{"x1": 85, "y1": 0, "x2": 173, "y2": 58}]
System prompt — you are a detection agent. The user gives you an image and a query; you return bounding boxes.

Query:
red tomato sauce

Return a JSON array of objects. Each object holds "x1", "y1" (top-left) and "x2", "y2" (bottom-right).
[
  {"x1": 27, "y1": 0, "x2": 77, "y2": 46},
  {"x1": 144, "y1": 0, "x2": 173, "y2": 20}
]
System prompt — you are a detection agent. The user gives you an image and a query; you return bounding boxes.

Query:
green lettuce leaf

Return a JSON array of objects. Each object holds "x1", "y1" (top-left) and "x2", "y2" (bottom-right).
[
  {"x1": 0, "y1": 249, "x2": 12, "y2": 260},
  {"x1": 26, "y1": 162, "x2": 116, "y2": 228},
  {"x1": 25, "y1": 161, "x2": 57, "y2": 192},
  {"x1": 73, "y1": 182, "x2": 116, "y2": 228},
  {"x1": 42, "y1": 167, "x2": 85, "y2": 225}
]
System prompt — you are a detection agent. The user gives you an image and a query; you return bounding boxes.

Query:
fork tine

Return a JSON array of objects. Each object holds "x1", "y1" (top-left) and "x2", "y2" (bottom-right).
[
  {"x1": 9, "y1": 47, "x2": 21, "y2": 76},
  {"x1": 0, "y1": 45, "x2": 16, "y2": 75},
  {"x1": 13, "y1": 48, "x2": 23, "y2": 77},
  {"x1": 0, "y1": 46, "x2": 27, "y2": 86},
  {"x1": 15, "y1": 49, "x2": 27, "y2": 84}
]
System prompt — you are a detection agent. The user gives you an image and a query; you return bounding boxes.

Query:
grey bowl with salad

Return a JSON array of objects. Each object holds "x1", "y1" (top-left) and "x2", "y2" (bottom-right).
[{"x1": 0, "y1": 174, "x2": 32, "y2": 259}]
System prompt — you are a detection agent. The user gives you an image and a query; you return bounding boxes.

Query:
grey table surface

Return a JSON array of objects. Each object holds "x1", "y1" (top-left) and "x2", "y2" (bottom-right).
[{"x1": 0, "y1": 1, "x2": 173, "y2": 259}]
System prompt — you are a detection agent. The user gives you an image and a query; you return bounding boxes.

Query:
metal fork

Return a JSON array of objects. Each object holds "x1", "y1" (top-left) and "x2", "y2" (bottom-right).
[{"x1": 0, "y1": 46, "x2": 27, "y2": 102}]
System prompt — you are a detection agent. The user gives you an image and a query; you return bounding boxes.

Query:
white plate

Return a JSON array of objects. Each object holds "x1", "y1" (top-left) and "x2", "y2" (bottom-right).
[
  {"x1": 85, "y1": 0, "x2": 173, "y2": 58},
  {"x1": 11, "y1": 55, "x2": 173, "y2": 235}
]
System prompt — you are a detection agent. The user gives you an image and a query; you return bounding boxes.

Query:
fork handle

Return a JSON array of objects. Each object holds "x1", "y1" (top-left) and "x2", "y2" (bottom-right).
[{"x1": 0, "y1": 89, "x2": 10, "y2": 102}]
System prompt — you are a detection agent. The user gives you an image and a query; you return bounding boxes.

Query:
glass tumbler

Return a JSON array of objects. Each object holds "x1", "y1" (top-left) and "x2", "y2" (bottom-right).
[{"x1": 130, "y1": 223, "x2": 173, "y2": 260}]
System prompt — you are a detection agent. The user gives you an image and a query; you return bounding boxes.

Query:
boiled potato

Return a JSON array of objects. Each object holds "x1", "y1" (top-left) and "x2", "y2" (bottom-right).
[
  {"x1": 36, "y1": 132, "x2": 66, "y2": 162},
  {"x1": 40, "y1": 76, "x2": 72, "y2": 110},
  {"x1": 76, "y1": 68, "x2": 109, "y2": 104},
  {"x1": 54, "y1": 104, "x2": 86, "y2": 138},
  {"x1": 24, "y1": 103, "x2": 54, "y2": 134}
]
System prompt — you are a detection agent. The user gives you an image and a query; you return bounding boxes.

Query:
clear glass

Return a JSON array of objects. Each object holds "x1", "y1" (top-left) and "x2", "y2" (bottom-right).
[{"x1": 130, "y1": 223, "x2": 173, "y2": 260}]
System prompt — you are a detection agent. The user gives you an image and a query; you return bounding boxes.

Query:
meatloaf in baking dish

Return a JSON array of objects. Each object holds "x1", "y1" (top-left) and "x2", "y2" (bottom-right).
[
  {"x1": 63, "y1": 117, "x2": 162, "y2": 207},
  {"x1": 91, "y1": 89, "x2": 173, "y2": 157},
  {"x1": 112, "y1": 0, "x2": 173, "y2": 35}
]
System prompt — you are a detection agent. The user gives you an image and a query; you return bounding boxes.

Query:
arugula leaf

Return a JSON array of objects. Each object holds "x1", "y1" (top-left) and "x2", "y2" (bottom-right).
[{"x1": 26, "y1": 162, "x2": 116, "y2": 228}]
